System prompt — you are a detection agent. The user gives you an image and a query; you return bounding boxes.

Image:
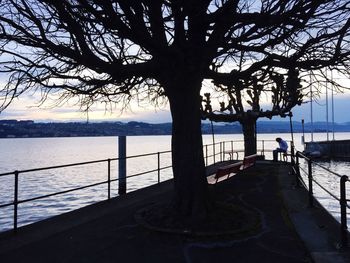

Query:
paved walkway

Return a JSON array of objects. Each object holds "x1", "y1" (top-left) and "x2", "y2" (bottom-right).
[{"x1": 0, "y1": 163, "x2": 349, "y2": 262}]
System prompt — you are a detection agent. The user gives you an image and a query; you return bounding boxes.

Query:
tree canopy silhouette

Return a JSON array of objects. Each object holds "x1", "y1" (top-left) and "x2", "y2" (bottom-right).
[
  {"x1": 0, "y1": 0, "x2": 350, "y2": 219},
  {"x1": 202, "y1": 68, "x2": 303, "y2": 155}
]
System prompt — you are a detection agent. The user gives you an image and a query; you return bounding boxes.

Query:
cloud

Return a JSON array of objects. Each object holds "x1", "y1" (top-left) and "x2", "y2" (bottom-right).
[
  {"x1": 0, "y1": 94, "x2": 172, "y2": 123},
  {"x1": 118, "y1": 110, "x2": 171, "y2": 123}
]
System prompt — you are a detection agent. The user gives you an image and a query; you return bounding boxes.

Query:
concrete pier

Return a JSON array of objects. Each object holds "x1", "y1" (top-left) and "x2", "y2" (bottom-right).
[
  {"x1": 305, "y1": 140, "x2": 350, "y2": 159},
  {"x1": 0, "y1": 163, "x2": 349, "y2": 263}
]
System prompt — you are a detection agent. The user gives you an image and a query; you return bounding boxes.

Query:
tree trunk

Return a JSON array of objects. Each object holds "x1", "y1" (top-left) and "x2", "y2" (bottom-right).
[
  {"x1": 166, "y1": 79, "x2": 209, "y2": 220},
  {"x1": 241, "y1": 118, "x2": 257, "y2": 156}
]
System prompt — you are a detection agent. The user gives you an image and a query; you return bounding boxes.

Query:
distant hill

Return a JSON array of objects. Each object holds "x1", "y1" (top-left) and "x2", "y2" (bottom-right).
[
  {"x1": 0, "y1": 119, "x2": 349, "y2": 138},
  {"x1": 256, "y1": 121, "x2": 350, "y2": 133}
]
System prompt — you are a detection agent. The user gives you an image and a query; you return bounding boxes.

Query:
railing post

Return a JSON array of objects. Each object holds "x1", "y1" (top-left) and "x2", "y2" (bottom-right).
[
  {"x1": 262, "y1": 140, "x2": 265, "y2": 156},
  {"x1": 340, "y1": 175, "x2": 348, "y2": 248},
  {"x1": 157, "y1": 152, "x2": 160, "y2": 184},
  {"x1": 219, "y1": 142, "x2": 222, "y2": 162},
  {"x1": 14, "y1": 170, "x2": 18, "y2": 232},
  {"x1": 118, "y1": 136, "x2": 127, "y2": 195},
  {"x1": 307, "y1": 158, "x2": 314, "y2": 207},
  {"x1": 107, "y1": 159, "x2": 111, "y2": 200},
  {"x1": 213, "y1": 142, "x2": 216, "y2": 164},
  {"x1": 295, "y1": 152, "x2": 301, "y2": 188},
  {"x1": 290, "y1": 142, "x2": 295, "y2": 166},
  {"x1": 223, "y1": 141, "x2": 225, "y2": 161},
  {"x1": 205, "y1": 145, "x2": 208, "y2": 166}
]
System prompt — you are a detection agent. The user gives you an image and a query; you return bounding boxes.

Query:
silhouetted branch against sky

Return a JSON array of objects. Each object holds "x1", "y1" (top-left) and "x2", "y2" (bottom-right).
[
  {"x1": 0, "y1": 0, "x2": 349, "y2": 113},
  {"x1": 2, "y1": 1, "x2": 350, "y2": 217}
]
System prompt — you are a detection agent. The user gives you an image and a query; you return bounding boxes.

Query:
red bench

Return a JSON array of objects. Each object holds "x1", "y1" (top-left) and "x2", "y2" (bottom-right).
[
  {"x1": 211, "y1": 154, "x2": 258, "y2": 184},
  {"x1": 241, "y1": 154, "x2": 258, "y2": 169},
  {"x1": 214, "y1": 161, "x2": 243, "y2": 184}
]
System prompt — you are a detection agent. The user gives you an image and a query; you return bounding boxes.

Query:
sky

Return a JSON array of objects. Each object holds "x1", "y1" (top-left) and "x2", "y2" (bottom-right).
[
  {"x1": 290, "y1": 93, "x2": 350, "y2": 124},
  {"x1": 0, "y1": 89, "x2": 350, "y2": 124},
  {"x1": 0, "y1": 1, "x2": 349, "y2": 125}
]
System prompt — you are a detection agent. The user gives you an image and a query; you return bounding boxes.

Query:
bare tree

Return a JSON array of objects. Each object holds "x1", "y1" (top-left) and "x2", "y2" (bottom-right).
[
  {"x1": 0, "y1": 1, "x2": 350, "y2": 220},
  {"x1": 202, "y1": 68, "x2": 303, "y2": 155}
]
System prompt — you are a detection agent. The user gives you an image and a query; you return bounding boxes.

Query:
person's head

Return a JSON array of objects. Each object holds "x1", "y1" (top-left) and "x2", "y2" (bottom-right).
[{"x1": 276, "y1": 137, "x2": 282, "y2": 142}]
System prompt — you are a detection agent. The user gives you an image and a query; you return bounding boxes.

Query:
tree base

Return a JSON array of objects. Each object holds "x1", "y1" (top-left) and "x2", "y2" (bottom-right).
[{"x1": 135, "y1": 201, "x2": 261, "y2": 238}]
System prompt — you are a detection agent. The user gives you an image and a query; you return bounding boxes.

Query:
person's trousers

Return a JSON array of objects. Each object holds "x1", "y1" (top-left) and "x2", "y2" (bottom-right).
[{"x1": 273, "y1": 148, "x2": 286, "y2": 161}]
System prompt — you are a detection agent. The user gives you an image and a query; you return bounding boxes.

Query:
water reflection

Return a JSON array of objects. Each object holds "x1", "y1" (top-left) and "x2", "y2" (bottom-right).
[{"x1": 298, "y1": 159, "x2": 350, "y2": 223}]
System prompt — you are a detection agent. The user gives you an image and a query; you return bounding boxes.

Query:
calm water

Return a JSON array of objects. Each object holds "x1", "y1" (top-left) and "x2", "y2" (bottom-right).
[{"x1": 0, "y1": 132, "x2": 350, "y2": 232}]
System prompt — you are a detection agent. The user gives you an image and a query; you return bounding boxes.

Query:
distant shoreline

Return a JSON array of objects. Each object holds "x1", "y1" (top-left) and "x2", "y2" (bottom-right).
[{"x1": 1, "y1": 119, "x2": 350, "y2": 138}]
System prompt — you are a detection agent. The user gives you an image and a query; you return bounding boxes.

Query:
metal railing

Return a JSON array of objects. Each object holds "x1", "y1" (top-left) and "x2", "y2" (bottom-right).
[
  {"x1": 204, "y1": 139, "x2": 289, "y2": 163},
  {"x1": 203, "y1": 140, "x2": 239, "y2": 166},
  {"x1": 209, "y1": 140, "x2": 350, "y2": 248},
  {"x1": 0, "y1": 150, "x2": 172, "y2": 233},
  {"x1": 0, "y1": 140, "x2": 232, "y2": 233},
  {"x1": 1, "y1": 137, "x2": 348, "y2": 249},
  {"x1": 291, "y1": 151, "x2": 349, "y2": 248},
  {"x1": 1, "y1": 139, "x2": 237, "y2": 233}
]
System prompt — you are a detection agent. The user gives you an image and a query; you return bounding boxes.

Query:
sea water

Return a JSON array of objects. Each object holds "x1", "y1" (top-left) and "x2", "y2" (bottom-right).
[{"x1": 0, "y1": 132, "x2": 349, "y2": 232}]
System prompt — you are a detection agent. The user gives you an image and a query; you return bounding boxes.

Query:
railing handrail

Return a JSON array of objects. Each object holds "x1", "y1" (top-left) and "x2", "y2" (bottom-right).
[
  {"x1": 0, "y1": 149, "x2": 172, "y2": 178},
  {"x1": 0, "y1": 147, "x2": 175, "y2": 233},
  {"x1": 0, "y1": 164, "x2": 174, "y2": 209},
  {"x1": 295, "y1": 150, "x2": 350, "y2": 202},
  {"x1": 293, "y1": 149, "x2": 349, "y2": 247},
  {"x1": 0, "y1": 138, "x2": 294, "y2": 185},
  {"x1": 297, "y1": 151, "x2": 344, "y2": 179}
]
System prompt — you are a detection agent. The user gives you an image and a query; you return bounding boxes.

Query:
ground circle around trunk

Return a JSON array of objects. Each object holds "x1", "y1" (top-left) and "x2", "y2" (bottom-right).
[{"x1": 135, "y1": 201, "x2": 261, "y2": 237}]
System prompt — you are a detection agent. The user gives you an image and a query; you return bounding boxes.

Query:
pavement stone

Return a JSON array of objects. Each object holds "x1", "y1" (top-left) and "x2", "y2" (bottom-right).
[{"x1": 0, "y1": 162, "x2": 348, "y2": 262}]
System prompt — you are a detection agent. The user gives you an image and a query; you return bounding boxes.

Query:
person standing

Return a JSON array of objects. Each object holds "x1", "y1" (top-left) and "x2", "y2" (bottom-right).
[{"x1": 273, "y1": 138, "x2": 288, "y2": 161}]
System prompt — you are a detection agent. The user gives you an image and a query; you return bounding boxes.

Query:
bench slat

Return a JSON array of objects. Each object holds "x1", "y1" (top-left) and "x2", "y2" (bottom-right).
[
  {"x1": 210, "y1": 154, "x2": 258, "y2": 185},
  {"x1": 242, "y1": 154, "x2": 258, "y2": 169},
  {"x1": 215, "y1": 162, "x2": 242, "y2": 179}
]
